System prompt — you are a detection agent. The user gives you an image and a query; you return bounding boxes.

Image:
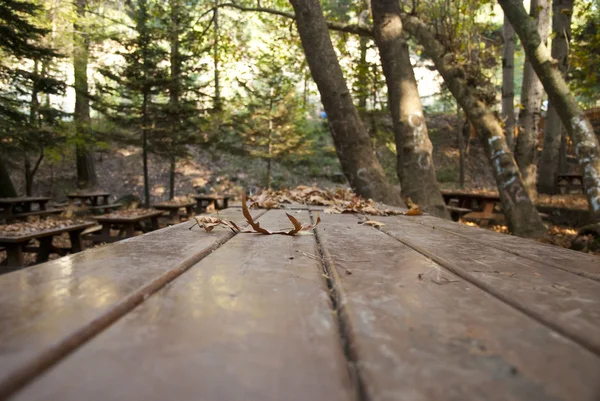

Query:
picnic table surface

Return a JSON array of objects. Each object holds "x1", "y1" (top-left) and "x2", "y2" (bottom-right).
[
  {"x1": 152, "y1": 201, "x2": 196, "y2": 209},
  {"x1": 440, "y1": 189, "x2": 501, "y2": 201},
  {"x1": 0, "y1": 196, "x2": 51, "y2": 205},
  {"x1": 94, "y1": 210, "x2": 164, "y2": 223},
  {"x1": 0, "y1": 206, "x2": 599, "y2": 400},
  {"x1": 67, "y1": 192, "x2": 111, "y2": 199}
]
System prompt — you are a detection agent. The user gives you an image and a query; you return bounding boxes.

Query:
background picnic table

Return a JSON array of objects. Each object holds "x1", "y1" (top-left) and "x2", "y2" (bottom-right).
[{"x1": 0, "y1": 206, "x2": 598, "y2": 400}]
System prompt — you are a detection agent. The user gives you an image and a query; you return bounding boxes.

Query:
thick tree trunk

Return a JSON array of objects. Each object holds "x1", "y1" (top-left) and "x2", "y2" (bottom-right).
[
  {"x1": 515, "y1": 0, "x2": 550, "y2": 196},
  {"x1": 500, "y1": 0, "x2": 600, "y2": 218},
  {"x1": 73, "y1": 0, "x2": 97, "y2": 189},
  {"x1": 401, "y1": 14, "x2": 546, "y2": 237},
  {"x1": 288, "y1": 0, "x2": 403, "y2": 205},
  {"x1": 502, "y1": 14, "x2": 516, "y2": 149},
  {"x1": 0, "y1": 158, "x2": 17, "y2": 197},
  {"x1": 538, "y1": 0, "x2": 574, "y2": 194},
  {"x1": 371, "y1": 0, "x2": 447, "y2": 218}
]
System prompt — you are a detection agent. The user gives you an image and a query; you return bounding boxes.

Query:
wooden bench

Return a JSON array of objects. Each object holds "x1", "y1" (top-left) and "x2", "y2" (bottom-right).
[
  {"x1": 192, "y1": 195, "x2": 231, "y2": 213},
  {"x1": 0, "y1": 207, "x2": 599, "y2": 400},
  {"x1": 152, "y1": 201, "x2": 196, "y2": 225},
  {"x1": 90, "y1": 210, "x2": 164, "y2": 243},
  {"x1": 11, "y1": 208, "x2": 64, "y2": 220},
  {"x1": 445, "y1": 205, "x2": 472, "y2": 221},
  {"x1": 86, "y1": 203, "x2": 122, "y2": 214}
]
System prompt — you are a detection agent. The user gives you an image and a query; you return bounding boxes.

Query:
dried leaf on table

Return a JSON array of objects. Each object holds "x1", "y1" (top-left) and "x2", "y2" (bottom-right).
[{"x1": 359, "y1": 218, "x2": 385, "y2": 228}]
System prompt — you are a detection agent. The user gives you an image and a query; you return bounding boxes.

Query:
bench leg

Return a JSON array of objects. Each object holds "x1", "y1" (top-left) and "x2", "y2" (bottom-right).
[
  {"x1": 125, "y1": 224, "x2": 135, "y2": 238},
  {"x1": 151, "y1": 217, "x2": 160, "y2": 231},
  {"x1": 5, "y1": 244, "x2": 25, "y2": 267},
  {"x1": 36, "y1": 237, "x2": 53, "y2": 264}
]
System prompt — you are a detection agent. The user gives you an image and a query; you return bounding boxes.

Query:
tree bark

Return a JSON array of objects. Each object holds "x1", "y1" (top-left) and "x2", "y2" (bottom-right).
[
  {"x1": 502, "y1": 14, "x2": 516, "y2": 149},
  {"x1": 169, "y1": 156, "x2": 175, "y2": 200},
  {"x1": 515, "y1": 0, "x2": 550, "y2": 196},
  {"x1": 74, "y1": 0, "x2": 97, "y2": 190},
  {"x1": 371, "y1": 0, "x2": 448, "y2": 218},
  {"x1": 457, "y1": 103, "x2": 465, "y2": 188},
  {"x1": 288, "y1": 0, "x2": 403, "y2": 205},
  {"x1": 538, "y1": 0, "x2": 574, "y2": 194},
  {"x1": 401, "y1": 14, "x2": 546, "y2": 237},
  {"x1": 0, "y1": 158, "x2": 17, "y2": 197},
  {"x1": 142, "y1": 92, "x2": 151, "y2": 208},
  {"x1": 500, "y1": 0, "x2": 600, "y2": 218},
  {"x1": 213, "y1": 0, "x2": 221, "y2": 111},
  {"x1": 169, "y1": 0, "x2": 181, "y2": 200}
]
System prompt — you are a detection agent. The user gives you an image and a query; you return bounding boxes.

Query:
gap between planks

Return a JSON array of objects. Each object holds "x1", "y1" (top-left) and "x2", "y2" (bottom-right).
[
  {"x1": 310, "y1": 210, "x2": 370, "y2": 401},
  {"x1": 0, "y1": 209, "x2": 268, "y2": 400},
  {"x1": 409, "y1": 217, "x2": 600, "y2": 282},
  {"x1": 358, "y1": 214, "x2": 600, "y2": 358}
]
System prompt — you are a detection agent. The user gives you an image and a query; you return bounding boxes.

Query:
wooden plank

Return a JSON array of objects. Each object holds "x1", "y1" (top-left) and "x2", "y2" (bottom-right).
[
  {"x1": 9, "y1": 210, "x2": 354, "y2": 401},
  {"x1": 0, "y1": 208, "x2": 266, "y2": 399},
  {"x1": 402, "y1": 214, "x2": 600, "y2": 280},
  {"x1": 375, "y1": 215, "x2": 600, "y2": 355},
  {"x1": 314, "y1": 213, "x2": 600, "y2": 401}
]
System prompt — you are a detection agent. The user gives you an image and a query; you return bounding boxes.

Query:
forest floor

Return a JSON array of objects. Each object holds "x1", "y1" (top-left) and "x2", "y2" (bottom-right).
[{"x1": 3, "y1": 112, "x2": 598, "y2": 262}]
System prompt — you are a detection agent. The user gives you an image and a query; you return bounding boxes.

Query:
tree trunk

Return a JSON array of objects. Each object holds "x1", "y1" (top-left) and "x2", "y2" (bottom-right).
[
  {"x1": 371, "y1": 0, "x2": 448, "y2": 218},
  {"x1": 169, "y1": 0, "x2": 181, "y2": 201},
  {"x1": 401, "y1": 14, "x2": 546, "y2": 237},
  {"x1": 266, "y1": 88, "x2": 274, "y2": 190},
  {"x1": 142, "y1": 93, "x2": 150, "y2": 208},
  {"x1": 288, "y1": 0, "x2": 403, "y2": 205},
  {"x1": 500, "y1": 0, "x2": 600, "y2": 219},
  {"x1": 0, "y1": 158, "x2": 17, "y2": 197},
  {"x1": 502, "y1": 14, "x2": 516, "y2": 149},
  {"x1": 73, "y1": 0, "x2": 97, "y2": 189},
  {"x1": 213, "y1": 0, "x2": 221, "y2": 111},
  {"x1": 457, "y1": 103, "x2": 465, "y2": 189},
  {"x1": 515, "y1": 0, "x2": 550, "y2": 196},
  {"x1": 538, "y1": 0, "x2": 574, "y2": 194},
  {"x1": 169, "y1": 156, "x2": 175, "y2": 200}
]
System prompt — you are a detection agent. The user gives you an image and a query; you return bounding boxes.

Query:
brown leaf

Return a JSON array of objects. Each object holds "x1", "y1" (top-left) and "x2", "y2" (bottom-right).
[
  {"x1": 242, "y1": 193, "x2": 272, "y2": 234},
  {"x1": 359, "y1": 219, "x2": 385, "y2": 228},
  {"x1": 404, "y1": 207, "x2": 423, "y2": 216}
]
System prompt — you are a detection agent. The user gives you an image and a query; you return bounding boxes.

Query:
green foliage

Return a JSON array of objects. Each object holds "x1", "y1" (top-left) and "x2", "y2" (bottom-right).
[{"x1": 570, "y1": 0, "x2": 600, "y2": 105}]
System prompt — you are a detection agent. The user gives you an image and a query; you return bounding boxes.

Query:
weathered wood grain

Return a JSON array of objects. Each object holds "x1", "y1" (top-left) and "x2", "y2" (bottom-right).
[
  {"x1": 376, "y1": 215, "x2": 600, "y2": 356},
  {"x1": 9, "y1": 210, "x2": 354, "y2": 401},
  {"x1": 315, "y1": 213, "x2": 600, "y2": 401},
  {"x1": 405, "y1": 214, "x2": 600, "y2": 280},
  {"x1": 0, "y1": 208, "x2": 265, "y2": 399}
]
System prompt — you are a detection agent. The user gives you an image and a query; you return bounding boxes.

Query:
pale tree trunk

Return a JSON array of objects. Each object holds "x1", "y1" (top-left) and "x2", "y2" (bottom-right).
[
  {"x1": 74, "y1": 0, "x2": 97, "y2": 189},
  {"x1": 500, "y1": 0, "x2": 600, "y2": 219},
  {"x1": 515, "y1": 0, "x2": 550, "y2": 196},
  {"x1": 266, "y1": 88, "x2": 274, "y2": 190},
  {"x1": 0, "y1": 158, "x2": 17, "y2": 197},
  {"x1": 538, "y1": 0, "x2": 574, "y2": 194},
  {"x1": 502, "y1": 14, "x2": 516, "y2": 149},
  {"x1": 457, "y1": 103, "x2": 465, "y2": 188},
  {"x1": 288, "y1": 0, "x2": 403, "y2": 205},
  {"x1": 371, "y1": 0, "x2": 448, "y2": 218},
  {"x1": 401, "y1": 14, "x2": 546, "y2": 237}
]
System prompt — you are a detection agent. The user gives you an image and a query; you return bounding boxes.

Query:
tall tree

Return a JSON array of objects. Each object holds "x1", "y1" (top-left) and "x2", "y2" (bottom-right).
[
  {"x1": 371, "y1": 0, "x2": 448, "y2": 217},
  {"x1": 96, "y1": 0, "x2": 168, "y2": 207},
  {"x1": 499, "y1": 0, "x2": 600, "y2": 219},
  {"x1": 538, "y1": 0, "x2": 574, "y2": 194},
  {"x1": 73, "y1": 0, "x2": 97, "y2": 189},
  {"x1": 502, "y1": 13, "x2": 516, "y2": 149},
  {"x1": 288, "y1": 0, "x2": 403, "y2": 205},
  {"x1": 400, "y1": 13, "x2": 546, "y2": 237},
  {"x1": 0, "y1": 158, "x2": 17, "y2": 197},
  {"x1": 515, "y1": 0, "x2": 550, "y2": 195},
  {"x1": 213, "y1": 0, "x2": 221, "y2": 111}
]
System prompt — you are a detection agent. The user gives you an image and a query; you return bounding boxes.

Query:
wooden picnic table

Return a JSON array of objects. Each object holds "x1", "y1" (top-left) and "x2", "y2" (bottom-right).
[
  {"x1": 0, "y1": 197, "x2": 61, "y2": 223},
  {"x1": 441, "y1": 190, "x2": 503, "y2": 224},
  {"x1": 68, "y1": 192, "x2": 122, "y2": 215},
  {"x1": 91, "y1": 210, "x2": 164, "y2": 243},
  {"x1": 556, "y1": 173, "x2": 584, "y2": 194},
  {"x1": 192, "y1": 194, "x2": 231, "y2": 213},
  {"x1": 0, "y1": 221, "x2": 94, "y2": 268},
  {"x1": 0, "y1": 206, "x2": 599, "y2": 400},
  {"x1": 152, "y1": 201, "x2": 196, "y2": 225}
]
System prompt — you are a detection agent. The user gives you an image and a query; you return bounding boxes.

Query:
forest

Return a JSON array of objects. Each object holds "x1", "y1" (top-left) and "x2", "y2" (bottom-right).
[{"x1": 1, "y1": 0, "x2": 600, "y2": 243}]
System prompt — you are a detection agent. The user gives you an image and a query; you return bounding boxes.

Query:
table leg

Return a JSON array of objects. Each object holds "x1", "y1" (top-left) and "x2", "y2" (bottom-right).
[
  {"x1": 186, "y1": 206, "x2": 194, "y2": 218},
  {"x1": 223, "y1": 198, "x2": 229, "y2": 209},
  {"x1": 69, "y1": 231, "x2": 84, "y2": 253},
  {"x1": 480, "y1": 201, "x2": 496, "y2": 227},
  {"x1": 5, "y1": 244, "x2": 25, "y2": 267},
  {"x1": 36, "y1": 237, "x2": 53, "y2": 263},
  {"x1": 39, "y1": 201, "x2": 47, "y2": 211},
  {"x1": 151, "y1": 216, "x2": 160, "y2": 231},
  {"x1": 125, "y1": 223, "x2": 135, "y2": 238},
  {"x1": 169, "y1": 210, "x2": 179, "y2": 224},
  {"x1": 101, "y1": 224, "x2": 112, "y2": 242},
  {"x1": 91, "y1": 197, "x2": 98, "y2": 207},
  {"x1": 103, "y1": 195, "x2": 109, "y2": 206}
]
